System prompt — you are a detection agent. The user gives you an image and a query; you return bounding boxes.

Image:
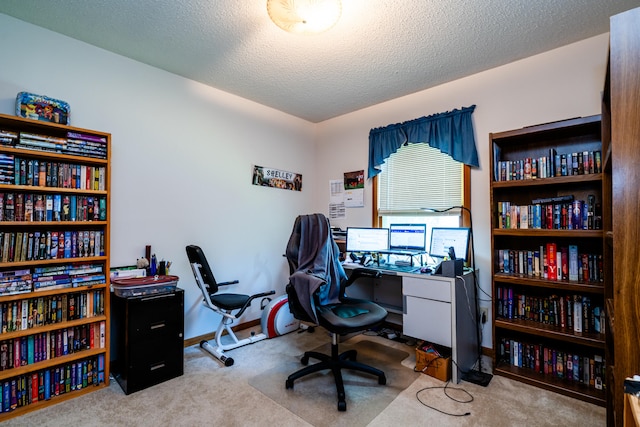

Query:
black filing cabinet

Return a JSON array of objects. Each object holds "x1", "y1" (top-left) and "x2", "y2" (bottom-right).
[{"x1": 111, "y1": 288, "x2": 184, "y2": 394}]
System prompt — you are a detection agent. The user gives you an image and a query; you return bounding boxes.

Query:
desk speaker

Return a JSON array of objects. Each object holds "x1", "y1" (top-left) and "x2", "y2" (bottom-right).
[{"x1": 440, "y1": 259, "x2": 463, "y2": 277}]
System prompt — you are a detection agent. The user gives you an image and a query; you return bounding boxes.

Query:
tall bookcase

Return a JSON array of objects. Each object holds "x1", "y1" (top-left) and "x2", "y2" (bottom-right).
[
  {"x1": 0, "y1": 113, "x2": 110, "y2": 420},
  {"x1": 489, "y1": 115, "x2": 608, "y2": 406}
]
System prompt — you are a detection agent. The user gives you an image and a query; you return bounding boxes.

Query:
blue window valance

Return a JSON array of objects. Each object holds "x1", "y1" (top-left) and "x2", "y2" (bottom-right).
[{"x1": 368, "y1": 105, "x2": 479, "y2": 178}]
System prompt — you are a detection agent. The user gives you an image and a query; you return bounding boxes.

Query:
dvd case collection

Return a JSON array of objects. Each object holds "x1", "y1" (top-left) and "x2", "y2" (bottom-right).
[
  {"x1": 0, "y1": 263, "x2": 105, "y2": 297},
  {"x1": 497, "y1": 195, "x2": 600, "y2": 231},
  {"x1": 0, "y1": 323, "x2": 105, "y2": 376},
  {"x1": 496, "y1": 244, "x2": 603, "y2": 283},
  {"x1": 496, "y1": 287, "x2": 604, "y2": 334},
  {"x1": 0, "y1": 128, "x2": 106, "y2": 160},
  {"x1": 0, "y1": 193, "x2": 106, "y2": 223},
  {"x1": 0, "y1": 355, "x2": 105, "y2": 413},
  {"x1": 0, "y1": 290, "x2": 105, "y2": 334},
  {"x1": 499, "y1": 337, "x2": 605, "y2": 391},
  {"x1": 0, "y1": 230, "x2": 105, "y2": 265},
  {"x1": 496, "y1": 148, "x2": 602, "y2": 182},
  {"x1": 0, "y1": 153, "x2": 106, "y2": 191}
]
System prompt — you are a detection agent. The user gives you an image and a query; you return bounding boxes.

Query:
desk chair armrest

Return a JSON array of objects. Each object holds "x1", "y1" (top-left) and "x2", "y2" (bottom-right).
[
  {"x1": 218, "y1": 280, "x2": 240, "y2": 287},
  {"x1": 233, "y1": 290, "x2": 276, "y2": 318}
]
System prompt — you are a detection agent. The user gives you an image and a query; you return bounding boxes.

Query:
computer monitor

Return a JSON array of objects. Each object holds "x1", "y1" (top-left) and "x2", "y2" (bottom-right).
[
  {"x1": 389, "y1": 224, "x2": 427, "y2": 251},
  {"x1": 429, "y1": 227, "x2": 471, "y2": 262},
  {"x1": 345, "y1": 227, "x2": 389, "y2": 253}
]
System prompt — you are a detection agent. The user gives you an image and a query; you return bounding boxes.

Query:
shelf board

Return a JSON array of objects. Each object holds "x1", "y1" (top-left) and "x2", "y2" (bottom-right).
[
  {"x1": 492, "y1": 228, "x2": 603, "y2": 238},
  {"x1": 494, "y1": 362, "x2": 606, "y2": 407},
  {"x1": 492, "y1": 173, "x2": 602, "y2": 188},
  {"x1": 0, "y1": 184, "x2": 107, "y2": 195},
  {"x1": 491, "y1": 115, "x2": 602, "y2": 140},
  {"x1": 493, "y1": 273, "x2": 605, "y2": 294},
  {"x1": 0, "y1": 256, "x2": 107, "y2": 269},
  {"x1": 0, "y1": 220, "x2": 107, "y2": 227},
  {"x1": 0, "y1": 381, "x2": 108, "y2": 421},
  {"x1": 0, "y1": 145, "x2": 107, "y2": 165},
  {"x1": 0, "y1": 347, "x2": 107, "y2": 381},
  {"x1": 0, "y1": 283, "x2": 107, "y2": 302},
  {"x1": 495, "y1": 318, "x2": 606, "y2": 349},
  {"x1": 0, "y1": 314, "x2": 107, "y2": 342}
]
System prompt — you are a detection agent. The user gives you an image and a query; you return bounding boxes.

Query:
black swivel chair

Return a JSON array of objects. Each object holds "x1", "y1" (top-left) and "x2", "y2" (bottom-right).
[
  {"x1": 284, "y1": 214, "x2": 388, "y2": 411},
  {"x1": 186, "y1": 245, "x2": 275, "y2": 366}
]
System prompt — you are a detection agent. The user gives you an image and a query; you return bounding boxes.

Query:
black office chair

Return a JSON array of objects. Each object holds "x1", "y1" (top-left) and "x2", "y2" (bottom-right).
[
  {"x1": 186, "y1": 245, "x2": 274, "y2": 366},
  {"x1": 284, "y1": 214, "x2": 388, "y2": 411}
]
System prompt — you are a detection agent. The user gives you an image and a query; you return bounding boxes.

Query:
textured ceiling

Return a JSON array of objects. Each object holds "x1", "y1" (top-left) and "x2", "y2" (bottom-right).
[{"x1": 0, "y1": 0, "x2": 637, "y2": 123}]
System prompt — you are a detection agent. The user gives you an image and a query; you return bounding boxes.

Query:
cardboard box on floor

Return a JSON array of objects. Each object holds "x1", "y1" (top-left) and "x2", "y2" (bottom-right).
[{"x1": 415, "y1": 342, "x2": 451, "y2": 382}]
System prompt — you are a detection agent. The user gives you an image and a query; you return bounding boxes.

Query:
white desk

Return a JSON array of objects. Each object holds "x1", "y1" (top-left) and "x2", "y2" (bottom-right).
[{"x1": 343, "y1": 264, "x2": 478, "y2": 384}]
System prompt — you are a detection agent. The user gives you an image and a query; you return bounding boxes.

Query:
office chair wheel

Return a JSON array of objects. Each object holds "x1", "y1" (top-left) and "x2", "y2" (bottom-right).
[
  {"x1": 285, "y1": 379, "x2": 294, "y2": 389},
  {"x1": 301, "y1": 355, "x2": 310, "y2": 365},
  {"x1": 338, "y1": 400, "x2": 346, "y2": 411},
  {"x1": 378, "y1": 374, "x2": 387, "y2": 385}
]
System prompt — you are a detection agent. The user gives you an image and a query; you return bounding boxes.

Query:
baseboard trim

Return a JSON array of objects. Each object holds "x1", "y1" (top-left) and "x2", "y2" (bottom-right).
[
  {"x1": 183, "y1": 318, "x2": 261, "y2": 348},
  {"x1": 184, "y1": 322, "x2": 498, "y2": 359},
  {"x1": 482, "y1": 346, "x2": 494, "y2": 359}
]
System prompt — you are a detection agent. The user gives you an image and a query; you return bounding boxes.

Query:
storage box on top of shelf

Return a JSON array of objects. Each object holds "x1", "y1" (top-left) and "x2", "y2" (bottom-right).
[
  {"x1": 415, "y1": 341, "x2": 451, "y2": 382},
  {"x1": 16, "y1": 91, "x2": 70, "y2": 125},
  {"x1": 111, "y1": 275, "x2": 179, "y2": 298}
]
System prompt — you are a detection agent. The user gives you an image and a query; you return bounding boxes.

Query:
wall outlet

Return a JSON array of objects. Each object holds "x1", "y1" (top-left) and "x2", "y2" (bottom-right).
[{"x1": 480, "y1": 307, "x2": 489, "y2": 324}]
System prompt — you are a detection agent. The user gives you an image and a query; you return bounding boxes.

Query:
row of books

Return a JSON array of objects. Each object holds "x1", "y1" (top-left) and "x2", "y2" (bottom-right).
[
  {"x1": 0, "y1": 193, "x2": 107, "y2": 222},
  {"x1": 496, "y1": 287, "x2": 605, "y2": 334},
  {"x1": 0, "y1": 154, "x2": 106, "y2": 189},
  {"x1": 0, "y1": 321, "x2": 105, "y2": 371},
  {"x1": 0, "y1": 355, "x2": 105, "y2": 413},
  {"x1": 496, "y1": 244, "x2": 603, "y2": 283},
  {"x1": 0, "y1": 129, "x2": 107, "y2": 159},
  {"x1": 0, "y1": 269, "x2": 30, "y2": 296},
  {"x1": 495, "y1": 149, "x2": 602, "y2": 182},
  {"x1": 32, "y1": 263, "x2": 105, "y2": 292},
  {"x1": 0, "y1": 290, "x2": 105, "y2": 334},
  {"x1": 496, "y1": 196, "x2": 601, "y2": 230},
  {"x1": 0, "y1": 131, "x2": 17, "y2": 148},
  {"x1": 0, "y1": 230, "x2": 105, "y2": 265},
  {"x1": 498, "y1": 338, "x2": 605, "y2": 390}
]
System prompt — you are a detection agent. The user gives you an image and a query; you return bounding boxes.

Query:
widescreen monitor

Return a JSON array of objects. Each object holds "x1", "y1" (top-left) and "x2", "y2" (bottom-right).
[
  {"x1": 345, "y1": 227, "x2": 389, "y2": 253},
  {"x1": 389, "y1": 224, "x2": 427, "y2": 251},
  {"x1": 429, "y1": 227, "x2": 470, "y2": 262}
]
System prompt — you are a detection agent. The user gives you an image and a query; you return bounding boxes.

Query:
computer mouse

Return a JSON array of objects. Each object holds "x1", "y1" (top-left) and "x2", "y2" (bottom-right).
[{"x1": 420, "y1": 266, "x2": 432, "y2": 274}]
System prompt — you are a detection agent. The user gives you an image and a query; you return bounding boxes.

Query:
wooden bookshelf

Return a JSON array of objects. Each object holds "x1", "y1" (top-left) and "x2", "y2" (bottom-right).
[
  {"x1": 606, "y1": 6, "x2": 640, "y2": 426},
  {"x1": 0, "y1": 113, "x2": 110, "y2": 420},
  {"x1": 489, "y1": 115, "x2": 608, "y2": 407}
]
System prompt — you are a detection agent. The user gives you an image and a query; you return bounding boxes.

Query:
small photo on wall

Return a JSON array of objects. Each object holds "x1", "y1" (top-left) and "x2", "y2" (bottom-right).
[{"x1": 252, "y1": 165, "x2": 302, "y2": 191}]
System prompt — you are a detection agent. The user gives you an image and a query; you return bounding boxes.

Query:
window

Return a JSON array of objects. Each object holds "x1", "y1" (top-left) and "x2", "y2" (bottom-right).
[{"x1": 373, "y1": 143, "x2": 471, "y2": 256}]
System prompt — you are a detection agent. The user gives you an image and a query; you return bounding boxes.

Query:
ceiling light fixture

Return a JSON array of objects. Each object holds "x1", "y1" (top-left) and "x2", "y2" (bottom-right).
[{"x1": 267, "y1": 0, "x2": 342, "y2": 35}]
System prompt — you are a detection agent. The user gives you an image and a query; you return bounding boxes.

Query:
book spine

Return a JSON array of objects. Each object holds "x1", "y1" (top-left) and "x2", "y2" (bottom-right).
[{"x1": 546, "y1": 243, "x2": 557, "y2": 280}]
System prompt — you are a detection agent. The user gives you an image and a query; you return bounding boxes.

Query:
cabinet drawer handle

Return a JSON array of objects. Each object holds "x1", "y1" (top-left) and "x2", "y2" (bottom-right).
[
  {"x1": 141, "y1": 293, "x2": 175, "y2": 302},
  {"x1": 150, "y1": 322, "x2": 166, "y2": 330},
  {"x1": 150, "y1": 362, "x2": 166, "y2": 371}
]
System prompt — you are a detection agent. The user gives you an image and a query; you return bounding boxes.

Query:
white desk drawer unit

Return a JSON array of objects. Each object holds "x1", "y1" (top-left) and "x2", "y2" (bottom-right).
[
  {"x1": 343, "y1": 266, "x2": 478, "y2": 383},
  {"x1": 403, "y1": 276, "x2": 451, "y2": 302},
  {"x1": 403, "y1": 276, "x2": 453, "y2": 347}
]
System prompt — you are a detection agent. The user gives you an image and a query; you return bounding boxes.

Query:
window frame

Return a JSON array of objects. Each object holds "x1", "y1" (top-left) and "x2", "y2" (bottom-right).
[{"x1": 372, "y1": 163, "x2": 472, "y2": 228}]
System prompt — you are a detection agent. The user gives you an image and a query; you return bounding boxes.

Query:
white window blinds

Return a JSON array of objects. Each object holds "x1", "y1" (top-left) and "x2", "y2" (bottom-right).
[{"x1": 377, "y1": 143, "x2": 463, "y2": 214}]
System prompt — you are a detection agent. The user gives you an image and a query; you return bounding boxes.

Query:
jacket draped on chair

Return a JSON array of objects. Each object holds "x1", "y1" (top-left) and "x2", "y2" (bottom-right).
[{"x1": 286, "y1": 213, "x2": 346, "y2": 324}]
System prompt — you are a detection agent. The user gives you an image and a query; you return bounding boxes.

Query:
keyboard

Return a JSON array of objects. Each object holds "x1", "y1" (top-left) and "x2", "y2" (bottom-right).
[{"x1": 377, "y1": 263, "x2": 421, "y2": 273}]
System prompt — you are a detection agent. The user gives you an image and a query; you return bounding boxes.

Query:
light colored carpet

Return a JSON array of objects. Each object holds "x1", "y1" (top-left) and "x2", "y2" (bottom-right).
[
  {"x1": 249, "y1": 338, "x2": 418, "y2": 427},
  {"x1": 1, "y1": 327, "x2": 606, "y2": 426}
]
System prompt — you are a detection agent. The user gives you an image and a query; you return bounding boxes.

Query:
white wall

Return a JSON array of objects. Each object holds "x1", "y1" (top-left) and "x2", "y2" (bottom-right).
[
  {"x1": 314, "y1": 34, "x2": 610, "y2": 348},
  {"x1": 0, "y1": 12, "x2": 611, "y2": 349},
  {"x1": 0, "y1": 14, "x2": 316, "y2": 340}
]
